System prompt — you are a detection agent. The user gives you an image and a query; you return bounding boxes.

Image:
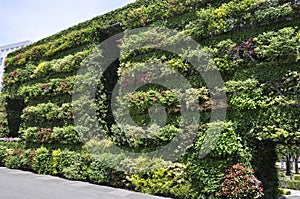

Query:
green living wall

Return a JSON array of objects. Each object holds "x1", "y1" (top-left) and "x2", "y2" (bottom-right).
[{"x1": 0, "y1": 0, "x2": 299, "y2": 198}]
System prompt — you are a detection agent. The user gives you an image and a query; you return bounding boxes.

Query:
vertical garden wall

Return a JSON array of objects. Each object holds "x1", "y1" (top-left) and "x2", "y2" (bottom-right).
[{"x1": 0, "y1": 0, "x2": 299, "y2": 199}]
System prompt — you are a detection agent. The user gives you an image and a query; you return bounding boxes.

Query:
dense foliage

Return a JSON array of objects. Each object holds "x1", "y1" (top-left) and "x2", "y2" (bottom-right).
[
  {"x1": 216, "y1": 163, "x2": 264, "y2": 199},
  {"x1": 0, "y1": 0, "x2": 299, "y2": 198}
]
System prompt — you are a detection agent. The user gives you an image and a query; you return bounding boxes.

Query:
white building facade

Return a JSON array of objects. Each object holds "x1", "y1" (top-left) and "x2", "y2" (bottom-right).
[{"x1": 0, "y1": 40, "x2": 31, "y2": 90}]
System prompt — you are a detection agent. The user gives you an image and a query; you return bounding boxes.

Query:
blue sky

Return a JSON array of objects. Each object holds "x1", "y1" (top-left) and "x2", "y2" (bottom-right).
[{"x1": 0, "y1": 0, "x2": 135, "y2": 46}]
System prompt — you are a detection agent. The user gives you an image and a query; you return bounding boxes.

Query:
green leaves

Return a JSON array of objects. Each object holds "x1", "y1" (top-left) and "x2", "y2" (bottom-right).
[
  {"x1": 128, "y1": 162, "x2": 194, "y2": 199},
  {"x1": 226, "y1": 79, "x2": 265, "y2": 109},
  {"x1": 110, "y1": 124, "x2": 181, "y2": 152},
  {"x1": 190, "y1": 0, "x2": 297, "y2": 39},
  {"x1": 0, "y1": 0, "x2": 299, "y2": 198},
  {"x1": 32, "y1": 147, "x2": 52, "y2": 175},
  {"x1": 18, "y1": 76, "x2": 76, "y2": 103},
  {"x1": 21, "y1": 126, "x2": 82, "y2": 145},
  {"x1": 119, "y1": 0, "x2": 214, "y2": 29},
  {"x1": 21, "y1": 102, "x2": 73, "y2": 127},
  {"x1": 254, "y1": 27, "x2": 300, "y2": 62}
]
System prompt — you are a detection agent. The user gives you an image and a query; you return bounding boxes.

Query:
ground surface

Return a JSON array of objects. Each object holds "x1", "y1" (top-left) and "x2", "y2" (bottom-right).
[
  {"x1": 2, "y1": 167, "x2": 300, "y2": 199},
  {"x1": 0, "y1": 167, "x2": 171, "y2": 199}
]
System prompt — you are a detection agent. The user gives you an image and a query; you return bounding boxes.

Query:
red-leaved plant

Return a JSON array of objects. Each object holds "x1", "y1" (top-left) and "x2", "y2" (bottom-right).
[{"x1": 216, "y1": 163, "x2": 264, "y2": 199}]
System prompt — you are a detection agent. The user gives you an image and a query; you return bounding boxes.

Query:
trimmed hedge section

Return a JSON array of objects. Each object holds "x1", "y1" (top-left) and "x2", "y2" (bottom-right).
[
  {"x1": 294, "y1": 175, "x2": 300, "y2": 181},
  {"x1": 287, "y1": 180, "x2": 300, "y2": 190}
]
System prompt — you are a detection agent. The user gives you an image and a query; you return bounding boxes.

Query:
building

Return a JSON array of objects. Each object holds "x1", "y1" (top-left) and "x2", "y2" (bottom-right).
[{"x1": 0, "y1": 40, "x2": 31, "y2": 90}]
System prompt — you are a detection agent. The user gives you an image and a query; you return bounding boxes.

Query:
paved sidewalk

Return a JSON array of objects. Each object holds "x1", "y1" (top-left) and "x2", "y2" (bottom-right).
[{"x1": 0, "y1": 167, "x2": 172, "y2": 199}]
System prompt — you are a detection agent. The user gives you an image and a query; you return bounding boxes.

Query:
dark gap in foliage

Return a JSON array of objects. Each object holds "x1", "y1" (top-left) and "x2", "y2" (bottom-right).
[
  {"x1": 98, "y1": 59, "x2": 120, "y2": 135},
  {"x1": 5, "y1": 98, "x2": 26, "y2": 137}
]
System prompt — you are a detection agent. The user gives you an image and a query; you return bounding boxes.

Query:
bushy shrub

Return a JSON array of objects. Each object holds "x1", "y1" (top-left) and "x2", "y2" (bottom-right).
[
  {"x1": 128, "y1": 162, "x2": 195, "y2": 199},
  {"x1": 0, "y1": 100, "x2": 9, "y2": 137},
  {"x1": 32, "y1": 61, "x2": 51, "y2": 78},
  {"x1": 87, "y1": 159, "x2": 108, "y2": 184},
  {"x1": 0, "y1": 147, "x2": 35, "y2": 170},
  {"x1": 187, "y1": 157, "x2": 230, "y2": 198},
  {"x1": 21, "y1": 102, "x2": 73, "y2": 126},
  {"x1": 3, "y1": 148, "x2": 26, "y2": 170},
  {"x1": 21, "y1": 126, "x2": 81, "y2": 145},
  {"x1": 5, "y1": 155, "x2": 21, "y2": 169},
  {"x1": 216, "y1": 163, "x2": 264, "y2": 199},
  {"x1": 21, "y1": 127, "x2": 52, "y2": 144},
  {"x1": 0, "y1": 145, "x2": 8, "y2": 165},
  {"x1": 186, "y1": 122, "x2": 253, "y2": 198},
  {"x1": 189, "y1": 0, "x2": 296, "y2": 38},
  {"x1": 286, "y1": 180, "x2": 300, "y2": 190},
  {"x1": 111, "y1": 124, "x2": 180, "y2": 152},
  {"x1": 254, "y1": 27, "x2": 300, "y2": 62},
  {"x1": 20, "y1": 149, "x2": 35, "y2": 170},
  {"x1": 18, "y1": 76, "x2": 76, "y2": 102},
  {"x1": 121, "y1": 156, "x2": 169, "y2": 174},
  {"x1": 32, "y1": 147, "x2": 52, "y2": 174},
  {"x1": 294, "y1": 174, "x2": 300, "y2": 181},
  {"x1": 51, "y1": 126, "x2": 82, "y2": 145},
  {"x1": 51, "y1": 149, "x2": 61, "y2": 175},
  {"x1": 57, "y1": 149, "x2": 90, "y2": 180},
  {"x1": 278, "y1": 172, "x2": 288, "y2": 188}
]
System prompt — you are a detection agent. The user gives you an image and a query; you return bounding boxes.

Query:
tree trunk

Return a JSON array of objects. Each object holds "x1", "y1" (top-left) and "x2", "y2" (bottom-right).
[
  {"x1": 286, "y1": 155, "x2": 291, "y2": 176},
  {"x1": 295, "y1": 155, "x2": 299, "y2": 174},
  {"x1": 252, "y1": 141, "x2": 278, "y2": 199}
]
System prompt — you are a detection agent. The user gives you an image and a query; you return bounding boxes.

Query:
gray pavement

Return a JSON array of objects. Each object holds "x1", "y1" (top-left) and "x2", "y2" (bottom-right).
[
  {"x1": 0, "y1": 167, "x2": 172, "y2": 199},
  {"x1": 3, "y1": 167, "x2": 300, "y2": 199}
]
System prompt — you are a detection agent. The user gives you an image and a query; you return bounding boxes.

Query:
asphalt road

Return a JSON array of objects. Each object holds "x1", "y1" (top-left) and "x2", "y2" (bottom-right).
[
  {"x1": 0, "y1": 167, "x2": 172, "y2": 199},
  {"x1": 2, "y1": 167, "x2": 300, "y2": 199}
]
